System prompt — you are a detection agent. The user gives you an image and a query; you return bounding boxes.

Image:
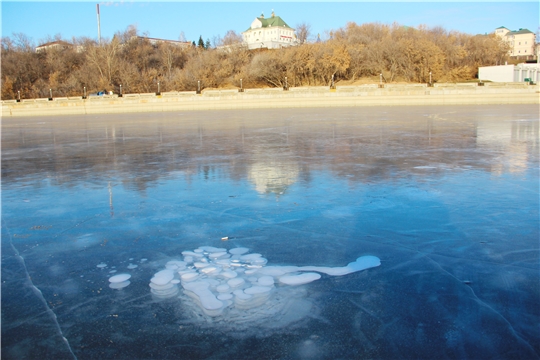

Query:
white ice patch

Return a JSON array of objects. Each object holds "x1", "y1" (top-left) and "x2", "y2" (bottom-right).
[
  {"x1": 150, "y1": 246, "x2": 380, "y2": 333},
  {"x1": 109, "y1": 273, "x2": 131, "y2": 283},
  {"x1": 109, "y1": 280, "x2": 131, "y2": 290},
  {"x1": 109, "y1": 274, "x2": 132, "y2": 289},
  {"x1": 279, "y1": 272, "x2": 321, "y2": 285}
]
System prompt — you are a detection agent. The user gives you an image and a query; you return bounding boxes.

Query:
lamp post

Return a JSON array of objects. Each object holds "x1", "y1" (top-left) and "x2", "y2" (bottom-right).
[{"x1": 97, "y1": 4, "x2": 102, "y2": 45}]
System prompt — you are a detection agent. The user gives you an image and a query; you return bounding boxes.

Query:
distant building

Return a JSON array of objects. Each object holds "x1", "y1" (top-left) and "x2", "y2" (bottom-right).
[
  {"x1": 35, "y1": 40, "x2": 74, "y2": 53},
  {"x1": 131, "y1": 36, "x2": 192, "y2": 48},
  {"x1": 495, "y1": 26, "x2": 536, "y2": 59},
  {"x1": 242, "y1": 11, "x2": 298, "y2": 50}
]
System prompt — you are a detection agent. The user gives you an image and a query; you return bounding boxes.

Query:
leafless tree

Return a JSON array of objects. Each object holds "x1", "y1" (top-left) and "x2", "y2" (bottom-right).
[
  {"x1": 221, "y1": 30, "x2": 244, "y2": 46},
  {"x1": 296, "y1": 22, "x2": 311, "y2": 44},
  {"x1": 178, "y1": 31, "x2": 187, "y2": 42}
]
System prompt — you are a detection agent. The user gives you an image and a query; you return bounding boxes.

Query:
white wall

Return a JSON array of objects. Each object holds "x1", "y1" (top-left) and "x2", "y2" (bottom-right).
[{"x1": 479, "y1": 65, "x2": 515, "y2": 82}]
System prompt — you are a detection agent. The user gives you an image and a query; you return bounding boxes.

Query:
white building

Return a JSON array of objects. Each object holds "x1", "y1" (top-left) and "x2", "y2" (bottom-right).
[
  {"x1": 479, "y1": 63, "x2": 539, "y2": 83},
  {"x1": 242, "y1": 11, "x2": 298, "y2": 50}
]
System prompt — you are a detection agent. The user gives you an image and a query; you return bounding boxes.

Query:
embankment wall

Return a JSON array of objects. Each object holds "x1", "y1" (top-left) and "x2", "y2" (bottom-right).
[{"x1": 2, "y1": 83, "x2": 539, "y2": 117}]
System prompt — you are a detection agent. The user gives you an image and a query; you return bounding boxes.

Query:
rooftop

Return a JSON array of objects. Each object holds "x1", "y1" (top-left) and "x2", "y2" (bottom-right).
[
  {"x1": 36, "y1": 40, "x2": 73, "y2": 48},
  {"x1": 246, "y1": 12, "x2": 292, "y2": 31},
  {"x1": 507, "y1": 28, "x2": 534, "y2": 35}
]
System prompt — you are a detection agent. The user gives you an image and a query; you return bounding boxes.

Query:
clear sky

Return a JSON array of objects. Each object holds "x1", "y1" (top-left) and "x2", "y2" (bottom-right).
[{"x1": 2, "y1": 1, "x2": 539, "y2": 46}]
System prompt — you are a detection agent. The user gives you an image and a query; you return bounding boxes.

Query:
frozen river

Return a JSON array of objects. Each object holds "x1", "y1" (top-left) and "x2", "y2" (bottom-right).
[{"x1": 2, "y1": 105, "x2": 539, "y2": 359}]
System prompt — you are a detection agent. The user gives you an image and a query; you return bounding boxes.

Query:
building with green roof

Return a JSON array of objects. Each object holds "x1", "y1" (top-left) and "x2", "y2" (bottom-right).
[
  {"x1": 242, "y1": 11, "x2": 298, "y2": 50},
  {"x1": 495, "y1": 26, "x2": 536, "y2": 58}
]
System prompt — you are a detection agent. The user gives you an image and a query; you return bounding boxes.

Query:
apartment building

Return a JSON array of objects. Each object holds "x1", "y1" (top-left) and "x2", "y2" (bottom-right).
[{"x1": 495, "y1": 26, "x2": 536, "y2": 58}]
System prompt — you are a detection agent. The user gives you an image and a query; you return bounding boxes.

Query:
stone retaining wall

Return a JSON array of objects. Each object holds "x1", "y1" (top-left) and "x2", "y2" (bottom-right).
[{"x1": 2, "y1": 83, "x2": 539, "y2": 117}]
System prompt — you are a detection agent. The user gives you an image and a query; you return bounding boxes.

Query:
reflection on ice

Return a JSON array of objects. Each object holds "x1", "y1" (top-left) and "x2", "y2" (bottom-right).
[{"x1": 150, "y1": 246, "x2": 380, "y2": 329}]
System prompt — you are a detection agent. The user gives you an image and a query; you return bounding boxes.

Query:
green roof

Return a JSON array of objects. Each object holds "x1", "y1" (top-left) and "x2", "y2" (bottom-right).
[
  {"x1": 508, "y1": 28, "x2": 534, "y2": 35},
  {"x1": 246, "y1": 15, "x2": 292, "y2": 31}
]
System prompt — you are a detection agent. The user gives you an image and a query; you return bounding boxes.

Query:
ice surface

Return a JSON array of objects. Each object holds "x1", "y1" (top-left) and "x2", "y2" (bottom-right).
[{"x1": 1, "y1": 106, "x2": 538, "y2": 359}]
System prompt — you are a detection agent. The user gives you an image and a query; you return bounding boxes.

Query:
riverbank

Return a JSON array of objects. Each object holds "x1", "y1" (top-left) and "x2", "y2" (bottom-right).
[{"x1": 2, "y1": 83, "x2": 539, "y2": 117}]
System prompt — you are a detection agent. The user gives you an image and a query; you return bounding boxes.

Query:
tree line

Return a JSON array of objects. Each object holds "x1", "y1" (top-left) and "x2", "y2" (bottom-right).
[{"x1": 1, "y1": 22, "x2": 510, "y2": 100}]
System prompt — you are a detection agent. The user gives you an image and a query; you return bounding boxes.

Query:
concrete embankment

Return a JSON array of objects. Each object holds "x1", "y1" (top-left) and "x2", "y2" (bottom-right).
[{"x1": 2, "y1": 83, "x2": 539, "y2": 117}]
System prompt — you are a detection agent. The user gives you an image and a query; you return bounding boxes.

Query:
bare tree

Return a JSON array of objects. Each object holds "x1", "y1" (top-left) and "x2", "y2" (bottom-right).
[
  {"x1": 115, "y1": 24, "x2": 139, "y2": 44},
  {"x1": 296, "y1": 22, "x2": 311, "y2": 44},
  {"x1": 1, "y1": 36, "x2": 14, "y2": 52},
  {"x1": 85, "y1": 36, "x2": 121, "y2": 88},
  {"x1": 11, "y1": 32, "x2": 34, "y2": 52},
  {"x1": 223, "y1": 30, "x2": 243, "y2": 45},
  {"x1": 178, "y1": 31, "x2": 187, "y2": 42}
]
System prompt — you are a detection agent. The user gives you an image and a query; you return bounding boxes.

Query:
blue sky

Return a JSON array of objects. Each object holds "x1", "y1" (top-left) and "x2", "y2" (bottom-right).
[{"x1": 2, "y1": 1, "x2": 538, "y2": 46}]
